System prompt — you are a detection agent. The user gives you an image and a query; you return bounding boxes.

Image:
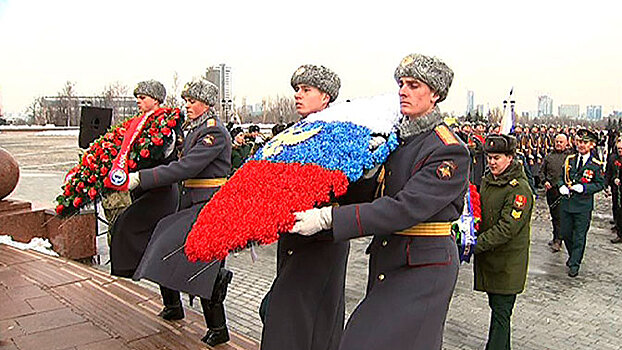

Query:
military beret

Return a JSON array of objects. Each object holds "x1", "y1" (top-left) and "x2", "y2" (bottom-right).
[
  {"x1": 133, "y1": 80, "x2": 166, "y2": 103},
  {"x1": 394, "y1": 53, "x2": 454, "y2": 103},
  {"x1": 248, "y1": 124, "x2": 260, "y2": 133},
  {"x1": 291, "y1": 64, "x2": 341, "y2": 102},
  {"x1": 576, "y1": 128, "x2": 598, "y2": 143},
  {"x1": 181, "y1": 79, "x2": 219, "y2": 106},
  {"x1": 485, "y1": 134, "x2": 517, "y2": 155}
]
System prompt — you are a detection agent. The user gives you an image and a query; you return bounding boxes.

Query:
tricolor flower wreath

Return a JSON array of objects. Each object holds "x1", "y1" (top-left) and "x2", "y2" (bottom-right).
[
  {"x1": 185, "y1": 94, "x2": 401, "y2": 262},
  {"x1": 55, "y1": 107, "x2": 181, "y2": 216}
]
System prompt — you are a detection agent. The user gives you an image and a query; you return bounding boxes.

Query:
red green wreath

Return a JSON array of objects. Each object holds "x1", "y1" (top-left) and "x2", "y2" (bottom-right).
[{"x1": 55, "y1": 107, "x2": 181, "y2": 216}]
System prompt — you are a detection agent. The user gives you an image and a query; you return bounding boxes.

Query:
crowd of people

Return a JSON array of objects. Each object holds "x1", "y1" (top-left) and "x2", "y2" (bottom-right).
[{"x1": 99, "y1": 52, "x2": 620, "y2": 350}]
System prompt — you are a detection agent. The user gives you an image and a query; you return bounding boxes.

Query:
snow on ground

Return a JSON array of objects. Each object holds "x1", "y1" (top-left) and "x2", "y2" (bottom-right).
[
  {"x1": 35, "y1": 129, "x2": 80, "y2": 136},
  {"x1": 0, "y1": 235, "x2": 59, "y2": 256}
]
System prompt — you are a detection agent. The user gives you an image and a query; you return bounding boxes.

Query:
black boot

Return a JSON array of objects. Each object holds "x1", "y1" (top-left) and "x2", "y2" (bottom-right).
[
  {"x1": 201, "y1": 327, "x2": 230, "y2": 347},
  {"x1": 159, "y1": 286, "x2": 184, "y2": 320},
  {"x1": 201, "y1": 298, "x2": 229, "y2": 346}
]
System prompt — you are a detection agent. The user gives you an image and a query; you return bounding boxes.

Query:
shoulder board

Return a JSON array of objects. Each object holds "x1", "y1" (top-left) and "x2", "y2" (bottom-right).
[
  {"x1": 206, "y1": 118, "x2": 217, "y2": 127},
  {"x1": 567, "y1": 154, "x2": 576, "y2": 158},
  {"x1": 509, "y1": 179, "x2": 519, "y2": 187},
  {"x1": 434, "y1": 125, "x2": 459, "y2": 145}
]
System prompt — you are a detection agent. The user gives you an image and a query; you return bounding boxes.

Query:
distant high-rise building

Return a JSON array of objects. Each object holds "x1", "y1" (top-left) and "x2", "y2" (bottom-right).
[
  {"x1": 558, "y1": 104, "x2": 580, "y2": 118},
  {"x1": 537, "y1": 95, "x2": 553, "y2": 117},
  {"x1": 586, "y1": 105, "x2": 602, "y2": 120},
  {"x1": 466, "y1": 90, "x2": 474, "y2": 115},
  {"x1": 205, "y1": 64, "x2": 233, "y2": 106},
  {"x1": 476, "y1": 104, "x2": 484, "y2": 117}
]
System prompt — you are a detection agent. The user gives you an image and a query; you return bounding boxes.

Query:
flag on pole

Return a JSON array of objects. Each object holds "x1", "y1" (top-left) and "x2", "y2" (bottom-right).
[{"x1": 500, "y1": 87, "x2": 515, "y2": 135}]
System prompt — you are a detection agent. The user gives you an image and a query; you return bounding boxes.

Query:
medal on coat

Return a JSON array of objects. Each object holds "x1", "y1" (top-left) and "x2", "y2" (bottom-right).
[{"x1": 513, "y1": 194, "x2": 527, "y2": 210}]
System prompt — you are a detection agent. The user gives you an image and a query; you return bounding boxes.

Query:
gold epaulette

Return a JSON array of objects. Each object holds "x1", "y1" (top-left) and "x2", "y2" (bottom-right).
[
  {"x1": 510, "y1": 179, "x2": 519, "y2": 187},
  {"x1": 206, "y1": 118, "x2": 216, "y2": 127},
  {"x1": 592, "y1": 158, "x2": 604, "y2": 166},
  {"x1": 434, "y1": 125, "x2": 459, "y2": 146}
]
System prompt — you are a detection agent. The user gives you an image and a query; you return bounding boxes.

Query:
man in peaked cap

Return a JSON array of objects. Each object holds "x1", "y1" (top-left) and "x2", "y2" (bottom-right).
[
  {"x1": 290, "y1": 53, "x2": 469, "y2": 350},
  {"x1": 558, "y1": 128, "x2": 605, "y2": 277}
]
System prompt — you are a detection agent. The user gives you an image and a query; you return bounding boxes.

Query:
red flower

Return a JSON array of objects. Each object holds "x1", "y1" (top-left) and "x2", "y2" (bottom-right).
[
  {"x1": 167, "y1": 119, "x2": 177, "y2": 128},
  {"x1": 76, "y1": 182, "x2": 85, "y2": 192},
  {"x1": 162, "y1": 127, "x2": 172, "y2": 136},
  {"x1": 88, "y1": 175, "x2": 97, "y2": 184},
  {"x1": 88, "y1": 187, "x2": 97, "y2": 199},
  {"x1": 615, "y1": 160, "x2": 621, "y2": 167},
  {"x1": 110, "y1": 148, "x2": 118, "y2": 157},
  {"x1": 73, "y1": 197, "x2": 83, "y2": 208},
  {"x1": 140, "y1": 149, "x2": 150, "y2": 158},
  {"x1": 114, "y1": 139, "x2": 122, "y2": 146},
  {"x1": 184, "y1": 161, "x2": 349, "y2": 262},
  {"x1": 64, "y1": 187, "x2": 72, "y2": 196},
  {"x1": 128, "y1": 159, "x2": 137, "y2": 169},
  {"x1": 138, "y1": 137, "x2": 146, "y2": 145},
  {"x1": 55, "y1": 204, "x2": 65, "y2": 215},
  {"x1": 152, "y1": 137, "x2": 164, "y2": 146},
  {"x1": 581, "y1": 177, "x2": 589, "y2": 183},
  {"x1": 100, "y1": 166, "x2": 109, "y2": 176},
  {"x1": 149, "y1": 128, "x2": 158, "y2": 136}
]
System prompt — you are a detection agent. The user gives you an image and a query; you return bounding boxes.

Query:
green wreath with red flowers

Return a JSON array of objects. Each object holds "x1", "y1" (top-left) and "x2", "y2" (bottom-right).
[{"x1": 55, "y1": 107, "x2": 182, "y2": 216}]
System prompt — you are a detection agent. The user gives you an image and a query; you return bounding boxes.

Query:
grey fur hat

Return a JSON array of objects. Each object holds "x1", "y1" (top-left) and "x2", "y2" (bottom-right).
[
  {"x1": 291, "y1": 64, "x2": 340, "y2": 103},
  {"x1": 181, "y1": 79, "x2": 219, "y2": 106},
  {"x1": 133, "y1": 80, "x2": 166, "y2": 103},
  {"x1": 394, "y1": 54, "x2": 454, "y2": 103}
]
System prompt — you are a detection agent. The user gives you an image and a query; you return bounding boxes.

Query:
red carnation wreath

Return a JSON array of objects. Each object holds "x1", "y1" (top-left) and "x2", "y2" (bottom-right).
[{"x1": 55, "y1": 107, "x2": 181, "y2": 216}]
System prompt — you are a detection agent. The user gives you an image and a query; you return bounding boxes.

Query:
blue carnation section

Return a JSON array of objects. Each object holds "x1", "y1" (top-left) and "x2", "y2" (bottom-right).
[{"x1": 252, "y1": 121, "x2": 398, "y2": 182}]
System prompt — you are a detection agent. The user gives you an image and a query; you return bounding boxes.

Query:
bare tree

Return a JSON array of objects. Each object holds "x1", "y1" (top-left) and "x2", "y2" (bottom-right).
[
  {"x1": 26, "y1": 97, "x2": 45, "y2": 125},
  {"x1": 261, "y1": 95, "x2": 297, "y2": 124},
  {"x1": 100, "y1": 81, "x2": 130, "y2": 124},
  {"x1": 55, "y1": 81, "x2": 79, "y2": 126},
  {"x1": 165, "y1": 71, "x2": 183, "y2": 109}
]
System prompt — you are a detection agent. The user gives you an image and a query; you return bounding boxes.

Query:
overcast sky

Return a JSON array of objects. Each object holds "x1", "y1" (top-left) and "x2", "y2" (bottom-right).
[{"x1": 1, "y1": 0, "x2": 621, "y2": 117}]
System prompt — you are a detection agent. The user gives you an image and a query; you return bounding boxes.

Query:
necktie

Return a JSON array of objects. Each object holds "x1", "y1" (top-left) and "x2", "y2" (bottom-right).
[{"x1": 577, "y1": 156, "x2": 584, "y2": 170}]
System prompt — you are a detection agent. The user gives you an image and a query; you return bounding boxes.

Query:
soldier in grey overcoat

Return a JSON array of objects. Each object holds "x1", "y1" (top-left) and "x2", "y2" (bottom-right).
[
  {"x1": 130, "y1": 79, "x2": 233, "y2": 347},
  {"x1": 292, "y1": 54, "x2": 470, "y2": 350},
  {"x1": 260, "y1": 64, "x2": 377, "y2": 350},
  {"x1": 110, "y1": 80, "x2": 179, "y2": 278}
]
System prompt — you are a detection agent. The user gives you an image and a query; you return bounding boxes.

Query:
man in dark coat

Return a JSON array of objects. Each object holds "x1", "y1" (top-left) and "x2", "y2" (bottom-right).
[
  {"x1": 109, "y1": 80, "x2": 180, "y2": 277},
  {"x1": 261, "y1": 64, "x2": 367, "y2": 350},
  {"x1": 475, "y1": 134, "x2": 533, "y2": 350},
  {"x1": 606, "y1": 138, "x2": 622, "y2": 243},
  {"x1": 291, "y1": 54, "x2": 469, "y2": 350},
  {"x1": 539, "y1": 133, "x2": 571, "y2": 252},
  {"x1": 131, "y1": 79, "x2": 233, "y2": 346},
  {"x1": 558, "y1": 128, "x2": 605, "y2": 277}
]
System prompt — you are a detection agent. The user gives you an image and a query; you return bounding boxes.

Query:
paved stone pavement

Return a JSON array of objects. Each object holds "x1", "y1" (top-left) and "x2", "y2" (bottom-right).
[{"x1": 2, "y1": 131, "x2": 622, "y2": 349}]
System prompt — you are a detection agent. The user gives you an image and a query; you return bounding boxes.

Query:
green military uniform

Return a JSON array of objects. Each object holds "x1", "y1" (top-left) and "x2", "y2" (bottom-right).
[
  {"x1": 475, "y1": 135, "x2": 533, "y2": 350},
  {"x1": 559, "y1": 153, "x2": 605, "y2": 275},
  {"x1": 230, "y1": 143, "x2": 252, "y2": 174}
]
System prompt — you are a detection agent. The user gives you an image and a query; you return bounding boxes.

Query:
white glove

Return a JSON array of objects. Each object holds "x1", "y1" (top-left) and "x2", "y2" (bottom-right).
[
  {"x1": 369, "y1": 136, "x2": 386, "y2": 150},
  {"x1": 559, "y1": 185, "x2": 570, "y2": 196},
  {"x1": 291, "y1": 207, "x2": 333, "y2": 236},
  {"x1": 615, "y1": 178, "x2": 620, "y2": 186},
  {"x1": 128, "y1": 172, "x2": 140, "y2": 190},
  {"x1": 571, "y1": 184, "x2": 584, "y2": 193}
]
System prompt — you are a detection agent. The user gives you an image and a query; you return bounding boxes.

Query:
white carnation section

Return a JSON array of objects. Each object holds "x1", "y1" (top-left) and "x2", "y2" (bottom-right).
[
  {"x1": 305, "y1": 94, "x2": 401, "y2": 134},
  {"x1": 0, "y1": 235, "x2": 59, "y2": 256}
]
